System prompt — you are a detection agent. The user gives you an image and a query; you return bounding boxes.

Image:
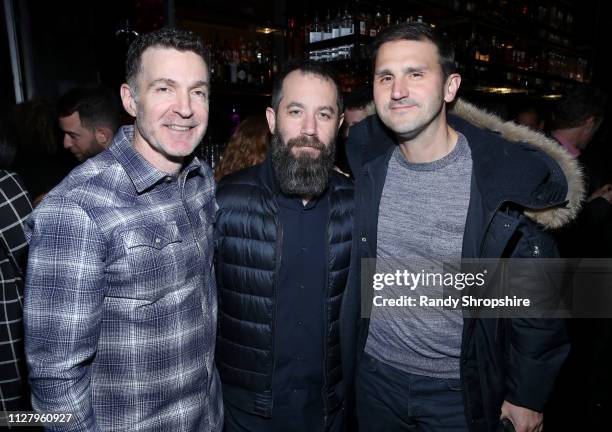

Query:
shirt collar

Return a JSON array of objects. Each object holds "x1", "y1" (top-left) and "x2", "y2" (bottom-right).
[{"x1": 109, "y1": 125, "x2": 206, "y2": 193}]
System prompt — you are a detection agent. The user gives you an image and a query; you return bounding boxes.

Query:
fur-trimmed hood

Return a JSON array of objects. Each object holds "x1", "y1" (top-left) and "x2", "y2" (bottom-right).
[
  {"x1": 347, "y1": 99, "x2": 585, "y2": 230},
  {"x1": 450, "y1": 99, "x2": 584, "y2": 229}
]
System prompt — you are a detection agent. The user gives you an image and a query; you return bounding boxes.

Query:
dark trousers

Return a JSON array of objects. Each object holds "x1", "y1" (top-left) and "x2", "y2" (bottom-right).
[
  {"x1": 356, "y1": 353, "x2": 469, "y2": 432},
  {"x1": 224, "y1": 398, "x2": 343, "y2": 432}
]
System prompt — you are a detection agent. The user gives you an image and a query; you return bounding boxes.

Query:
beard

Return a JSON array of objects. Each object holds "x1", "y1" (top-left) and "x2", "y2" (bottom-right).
[{"x1": 270, "y1": 132, "x2": 336, "y2": 198}]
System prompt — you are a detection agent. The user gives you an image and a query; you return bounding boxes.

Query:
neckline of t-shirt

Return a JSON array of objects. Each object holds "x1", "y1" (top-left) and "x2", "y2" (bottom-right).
[{"x1": 393, "y1": 132, "x2": 469, "y2": 172}]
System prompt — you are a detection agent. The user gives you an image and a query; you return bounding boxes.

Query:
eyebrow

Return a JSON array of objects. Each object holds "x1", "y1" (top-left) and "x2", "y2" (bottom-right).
[
  {"x1": 285, "y1": 101, "x2": 336, "y2": 114},
  {"x1": 375, "y1": 66, "x2": 429, "y2": 76},
  {"x1": 191, "y1": 80, "x2": 210, "y2": 89},
  {"x1": 148, "y1": 78, "x2": 210, "y2": 89}
]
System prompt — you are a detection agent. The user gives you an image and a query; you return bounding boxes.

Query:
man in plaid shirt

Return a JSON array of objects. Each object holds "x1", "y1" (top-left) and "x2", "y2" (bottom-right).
[{"x1": 24, "y1": 27, "x2": 222, "y2": 431}]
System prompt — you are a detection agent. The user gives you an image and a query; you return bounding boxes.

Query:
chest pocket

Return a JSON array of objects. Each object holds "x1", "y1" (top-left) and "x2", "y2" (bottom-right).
[
  {"x1": 120, "y1": 221, "x2": 186, "y2": 301},
  {"x1": 124, "y1": 223, "x2": 182, "y2": 250}
]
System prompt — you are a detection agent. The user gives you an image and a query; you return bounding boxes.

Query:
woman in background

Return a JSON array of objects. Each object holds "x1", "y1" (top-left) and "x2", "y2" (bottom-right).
[{"x1": 215, "y1": 114, "x2": 270, "y2": 182}]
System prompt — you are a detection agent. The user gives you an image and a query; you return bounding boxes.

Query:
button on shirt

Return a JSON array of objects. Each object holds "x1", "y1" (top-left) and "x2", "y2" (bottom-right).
[
  {"x1": 272, "y1": 191, "x2": 329, "y2": 430},
  {"x1": 24, "y1": 126, "x2": 222, "y2": 431}
]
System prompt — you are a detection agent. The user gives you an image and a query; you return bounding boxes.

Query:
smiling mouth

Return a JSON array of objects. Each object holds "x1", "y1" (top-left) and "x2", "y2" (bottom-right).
[{"x1": 166, "y1": 124, "x2": 195, "y2": 131}]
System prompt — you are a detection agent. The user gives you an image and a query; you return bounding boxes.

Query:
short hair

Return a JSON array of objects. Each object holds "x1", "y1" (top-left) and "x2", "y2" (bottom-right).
[
  {"x1": 58, "y1": 86, "x2": 122, "y2": 133},
  {"x1": 549, "y1": 86, "x2": 608, "y2": 130},
  {"x1": 271, "y1": 59, "x2": 344, "y2": 115},
  {"x1": 370, "y1": 22, "x2": 456, "y2": 79},
  {"x1": 125, "y1": 26, "x2": 207, "y2": 91}
]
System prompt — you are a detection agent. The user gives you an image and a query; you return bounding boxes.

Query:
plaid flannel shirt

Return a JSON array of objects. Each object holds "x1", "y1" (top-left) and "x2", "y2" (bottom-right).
[
  {"x1": 1, "y1": 171, "x2": 33, "y2": 421},
  {"x1": 24, "y1": 126, "x2": 222, "y2": 431}
]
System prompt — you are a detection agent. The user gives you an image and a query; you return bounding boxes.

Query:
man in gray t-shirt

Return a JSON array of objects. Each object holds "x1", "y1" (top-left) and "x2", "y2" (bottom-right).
[{"x1": 343, "y1": 21, "x2": 580, "y2": 432}]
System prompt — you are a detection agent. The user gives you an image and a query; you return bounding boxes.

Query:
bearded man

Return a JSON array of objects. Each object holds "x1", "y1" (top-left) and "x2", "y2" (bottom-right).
[{"x1": 214, "y1": 60, "x2": 353, "y2": 432}]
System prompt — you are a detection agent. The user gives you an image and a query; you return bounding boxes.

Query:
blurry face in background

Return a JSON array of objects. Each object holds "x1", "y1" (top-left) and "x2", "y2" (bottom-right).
[
  {"x1": 342, "y1": 106, "x2": 370, "y2": 139},
  {"x1": 576, "y1": 116, "x2": 601, "y2": 150},
  {"x1": 515, "y1": 110, "x2": 544, "y2": 130},
  {"x1": 59, "y1": 112, "x2": 104, "y2": 161},
  {"x1": 266, "y1": 70, "x2": 343, "y2": 197}
]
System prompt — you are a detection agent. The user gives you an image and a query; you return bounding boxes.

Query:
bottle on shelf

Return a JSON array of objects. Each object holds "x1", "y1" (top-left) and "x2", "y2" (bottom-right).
[
  {"x1": 369, "y1": 2, "x2": 382, "y2": 37},
  {"x1": 323, "y1": 10, "x2": 333, "y2": 41},
  {"x1": 332, "y1": 9, "x2": 342, "y2": 39},
  {"x1": 341, "y1": 4, "x2": 353, "y2": 37},
  {"x1": 353, "y1": 0, "x2": 367, "y2": 37},
  {"x1": 310, "y1": 13, "x2": 322, "y2": 43}
]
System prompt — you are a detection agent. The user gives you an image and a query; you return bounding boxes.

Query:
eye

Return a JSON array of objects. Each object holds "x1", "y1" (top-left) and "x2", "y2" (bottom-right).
[
  {"x1": 288, "y1": 109, "x2": 302, "y2": 116},
  {"x1": 378, "y1": 75, "x2": 393, "y2": 84},
  {"x1": 410, "y1": 72, "x2": 424, "y2": 79},
  {"x1": 193, "y1": 89, "x2": 208, "y2": 98},
  {"x1": 318, "y1": 111, "x2": 332, "y2": 120},
  {"x1": 156, "y1": 86, "x2": 170, "y2": 93}
]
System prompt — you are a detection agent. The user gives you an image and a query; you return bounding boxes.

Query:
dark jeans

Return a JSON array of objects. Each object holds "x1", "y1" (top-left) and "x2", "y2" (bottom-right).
[{"x1": 356, "y1": 352, "x2": 469, "y2": 432}]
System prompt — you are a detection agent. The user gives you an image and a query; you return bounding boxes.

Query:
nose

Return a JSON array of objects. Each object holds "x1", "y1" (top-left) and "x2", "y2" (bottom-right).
[
  {"x1": 63, "y1": 134, "x2": 72, "y2": 149},
  {"x1": 300, "y1": 112, "x2": 317, "y2": 136},
  {"x1": 391, "y1": 77, "x2": 407, "y2": 100},
  {"x1": 173, "y1": 90, "x2": 193, "y2": 118}
]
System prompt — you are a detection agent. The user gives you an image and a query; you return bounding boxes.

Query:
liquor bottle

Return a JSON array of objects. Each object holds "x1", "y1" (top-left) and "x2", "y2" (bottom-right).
[
  {"x1": 354, "y1": 0, "x2": 367, "y2": 36},
  {"x1": 341, "y1": 4, "x2": 353, "y2": 36},
  {"x1": 286, "y1": 17, "x2": 297, "y2": 58},
  {"x1": 332, "y1": 9, "x2": 342, "y2": 39},
  {"x1": 370, "y1": 3, "x2": 382, "y2": 37},
  {"x1": 303, "y1": 13, "x2": 310, "y2": 45},
  {"x1": 236, "y1": 38, "x2": 248, "y2": 85},
  {"x1": 323, "y1": 10, "x2": 333, "y2": 40},
  {"x1": 310, "y1": 13, "x2": 322, "y2": 43}
]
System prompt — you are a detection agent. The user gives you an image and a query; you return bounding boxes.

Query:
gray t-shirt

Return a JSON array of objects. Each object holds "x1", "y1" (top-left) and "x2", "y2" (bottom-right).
[{"x1": 365, "y1": 132, "x2": 472, "y2": 379}]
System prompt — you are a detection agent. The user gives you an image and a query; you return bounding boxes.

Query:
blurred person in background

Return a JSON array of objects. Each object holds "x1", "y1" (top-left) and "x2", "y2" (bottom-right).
[
  {"x1": 549, "y1": 86, "x2": 610, "y2": 258},
  {"x1": 58, "y1": 86, "x2": 122, "y2": 162},
  {"x1": 339, "y1": 88, "x2": 375, "y2": 176},
  {"x1": 514, "y1": 106, "x2": 545, "y2": 131},
  {"x1": 12, "y1": 99, "x2": 75, "y2": 203},
  {"x1": 547, "y1": 85, "x2": 612, "y2": 431},
  {"x1": 0, "y1": 108, "x2": 33, "y2": 417},
  {"x1": 214, "y1": 114, "x2": 270, "y2": 182},
  {"x1": 342, "y1": 88, "x2": 375, "y2": 141}
]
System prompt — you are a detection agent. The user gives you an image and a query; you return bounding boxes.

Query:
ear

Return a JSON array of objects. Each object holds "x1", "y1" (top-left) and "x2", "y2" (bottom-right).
[
  {"x1": 443, "y1": 73, "x2": 462, "y2": 103},
  {"x1": 265, "y1": 107, "x2": 276, "y2": 134},
  {"x1": 95, "y1": 126, "x2": 114, "y2": 148},
  {"x1": 584, "y1": 116, "x2": 595, "y2": 129},
  {"x1": 120, "y1": 83, "x2": 137, "y2": 118}
]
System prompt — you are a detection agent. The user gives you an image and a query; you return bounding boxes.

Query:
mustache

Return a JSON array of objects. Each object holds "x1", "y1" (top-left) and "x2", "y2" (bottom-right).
[
  {"x1": 388, "y1": 98, "x2": 419, "y2": 109},
  {"x1": 286, "y1": 135, "x2": 327, "y2": 152}
]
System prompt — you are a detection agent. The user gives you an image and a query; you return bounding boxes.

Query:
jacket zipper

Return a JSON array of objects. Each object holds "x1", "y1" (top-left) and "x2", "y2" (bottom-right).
[
  {"x1": 321, "y1": 190, "x2": 332, "y2": 429},
  {"x1": 270, "y1": 211, "x2": 283, "y2": 413}
]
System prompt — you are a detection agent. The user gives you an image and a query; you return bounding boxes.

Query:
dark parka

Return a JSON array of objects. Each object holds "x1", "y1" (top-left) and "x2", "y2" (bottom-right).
[
  {"x1": 215, "y1": 157, "x2": 354, "y2": 419},
  {"x1": 340, "y1": 100, "x2": 584, "y2": 432}
]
